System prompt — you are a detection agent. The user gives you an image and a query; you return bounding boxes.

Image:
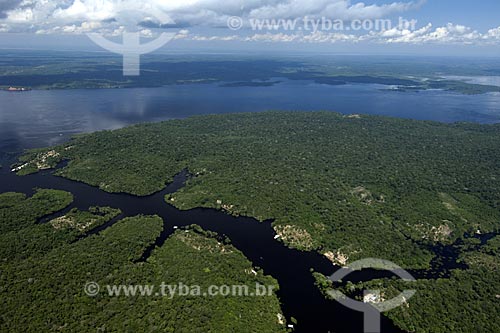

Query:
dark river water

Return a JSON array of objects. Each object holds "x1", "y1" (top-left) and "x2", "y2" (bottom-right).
[
  {"x1": 1, "y1": 163, "x2": 496, "y2": 333},
  {"x1": 0, "y1": 164, "x2": 406, "y2": 333},
  {"x1": 1, "y1": 81, "x2": 499, "y2": 332}
]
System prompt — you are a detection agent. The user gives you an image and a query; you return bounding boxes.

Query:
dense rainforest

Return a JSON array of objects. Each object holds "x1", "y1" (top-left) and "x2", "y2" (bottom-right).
[
  {"x1": 315, "y1": 234, "x2": 500, "y2": 333},
  {"x1": 12, "y1": 111, "x2": 500, "y2": 332},
  {"x1": 0, "y1": 191, "x2": 285, "y2": 332}
]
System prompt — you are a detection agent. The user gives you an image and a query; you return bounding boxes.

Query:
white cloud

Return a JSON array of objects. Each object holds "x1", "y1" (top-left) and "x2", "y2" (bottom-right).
[
  {"x1": 52, "y1": 0, "x2": 116, "y2": 21},
  {"x1": 248, "y1": 0, "x2": 425, "y2": 20},
  {"x1": 1, "y1": 0, "x2": 424, "y2": 31},
  {"x1": 0, "y1": 1, "x2": 498, "y2": 47},
  {"x1": 35, "y1": 21, "x2": 108, "y2": 35},
  {"x1": 191, "y1": 34, "x2": 240, "y2": 41},
  {"x1": 245, "y1": 32, "x2": 301, "y2": 42},
  {"x1": 185, "y1": 31, "x2": 361, "y2": 44},
  {"x1": 184, "y1": 23, "x2": 500, "y2": 45},
  {"x1": 486, "y1": 27, "x2": 500, "y2": 40},
  {"x1": 376, "y1": 23, "x2": 484, "y2": 44}
]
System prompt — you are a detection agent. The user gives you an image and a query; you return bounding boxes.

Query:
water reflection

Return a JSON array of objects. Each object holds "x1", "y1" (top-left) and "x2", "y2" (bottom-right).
[{"x1": 1, "y1": 80, "x2": 499, "y2": 158}]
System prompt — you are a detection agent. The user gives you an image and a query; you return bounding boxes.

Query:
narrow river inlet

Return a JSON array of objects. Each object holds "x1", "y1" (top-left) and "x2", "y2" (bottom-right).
[
  {"x1": 0, "y1": 162, "x2": 410, "y2": 333},
  {"x1": 3, "y1": 162, "x2": 491, "y2": 333}
]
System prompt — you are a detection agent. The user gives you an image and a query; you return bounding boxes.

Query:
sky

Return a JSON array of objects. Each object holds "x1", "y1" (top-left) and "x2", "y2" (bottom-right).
[{"x1": 0, "y1": 0, "x2": 499, "y2": 56}]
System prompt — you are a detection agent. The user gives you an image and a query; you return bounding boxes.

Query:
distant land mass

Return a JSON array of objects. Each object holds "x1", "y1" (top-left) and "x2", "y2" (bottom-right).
[{"x1": 1, "y1": 51, "x2": 500, "y2": 94}]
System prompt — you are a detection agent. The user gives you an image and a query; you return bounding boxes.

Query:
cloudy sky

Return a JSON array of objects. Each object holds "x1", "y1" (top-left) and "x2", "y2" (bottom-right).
[{"x1": 0, "y1": 0, "x2": 499, "y2": 55}]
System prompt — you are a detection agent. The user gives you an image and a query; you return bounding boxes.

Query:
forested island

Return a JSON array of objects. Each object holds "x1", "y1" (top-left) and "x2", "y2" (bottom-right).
[
  {"x1": 0, "y1": 190, "x2": 285, "y2": 332},
  {"x1": 6, "y1": 111, "x2": 500, "y2": 332}
]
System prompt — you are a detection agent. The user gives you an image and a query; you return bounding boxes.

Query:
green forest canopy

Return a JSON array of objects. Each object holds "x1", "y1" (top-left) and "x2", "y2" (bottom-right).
[
  {"x1": 19, "y1": 111, "x2": 500, "y2": 268},
  {"x1": 0, "y1": 191, "x2": 285, "y2": 332}
]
